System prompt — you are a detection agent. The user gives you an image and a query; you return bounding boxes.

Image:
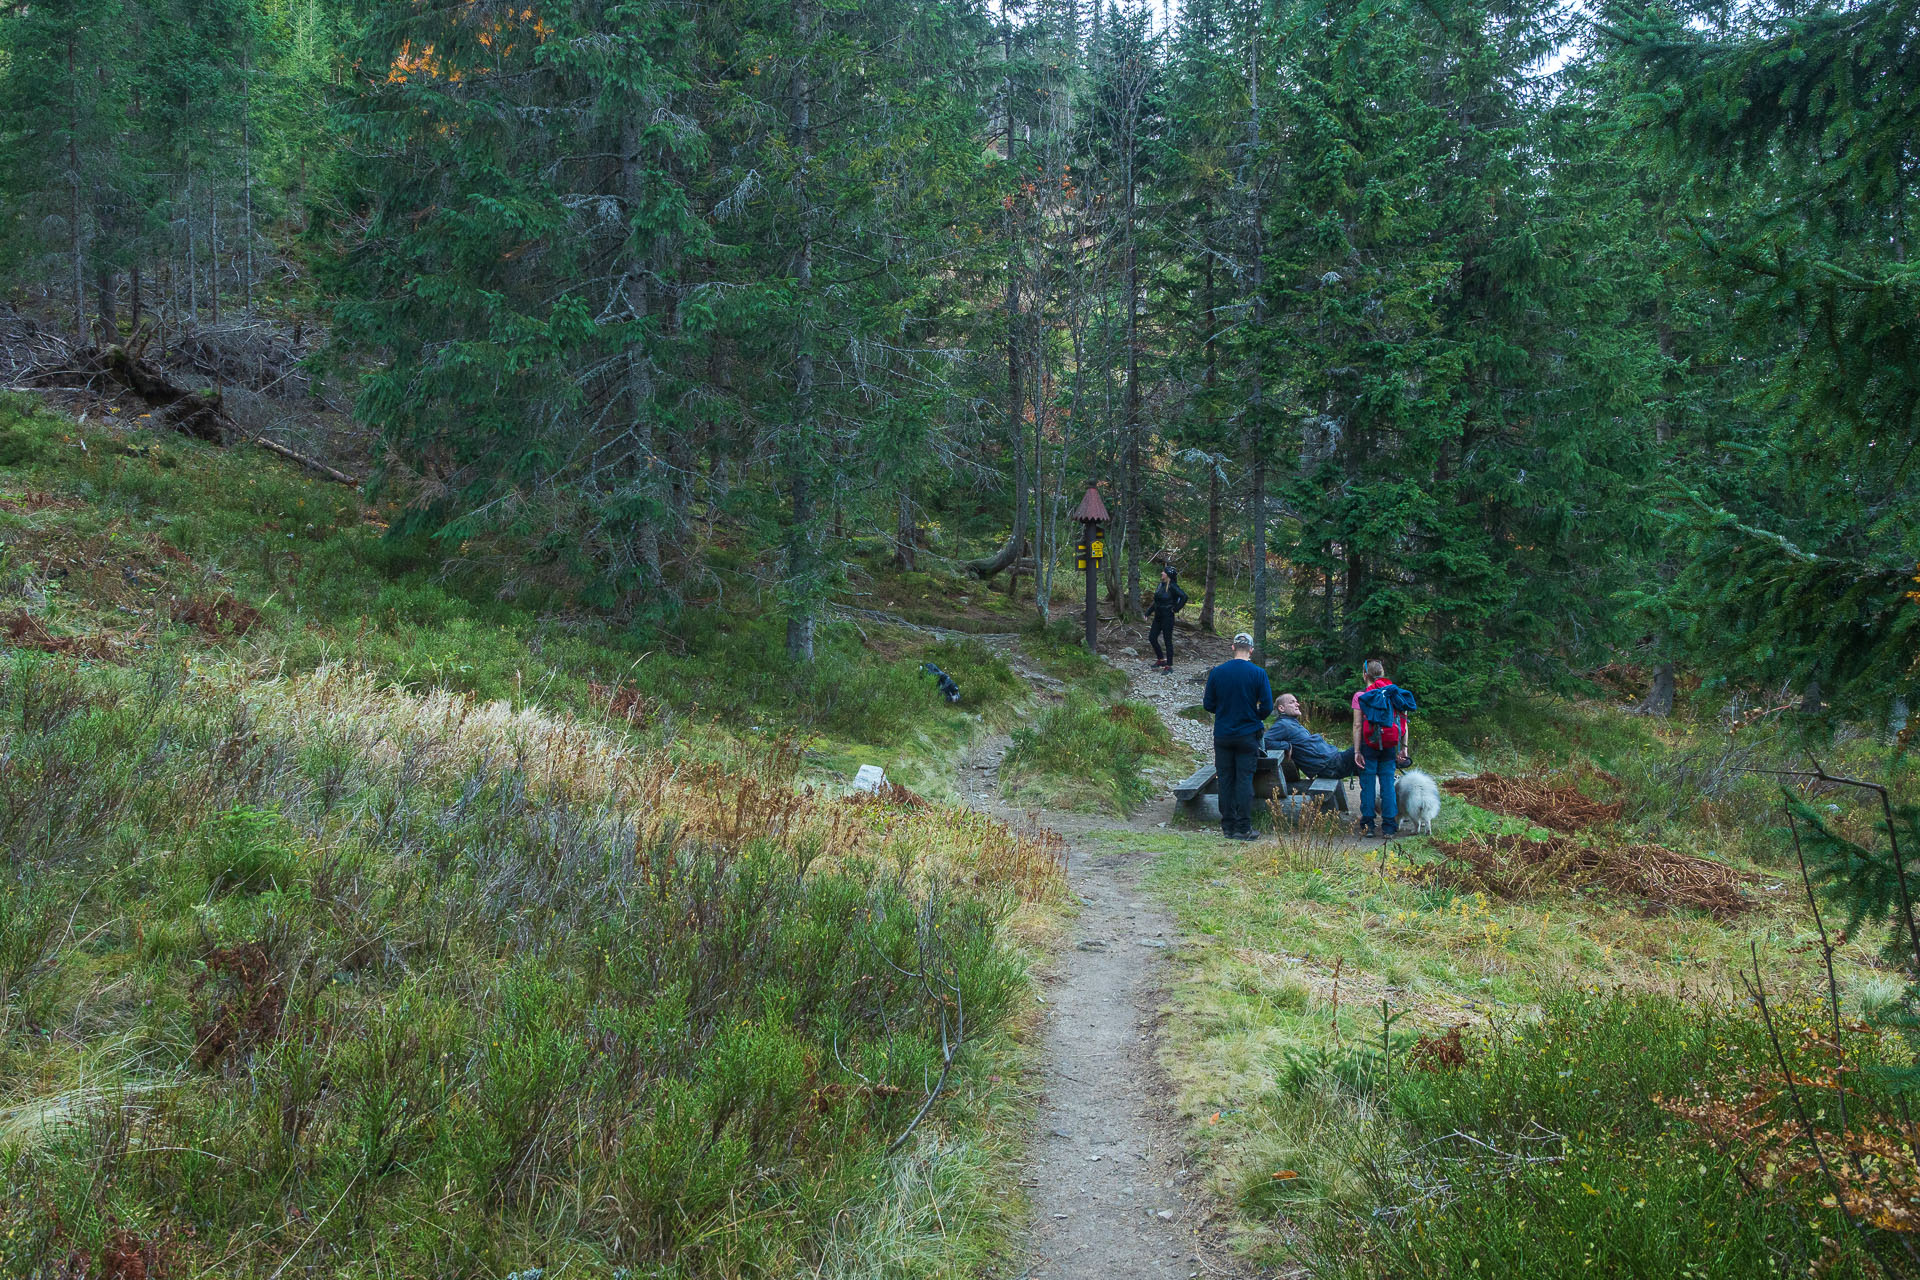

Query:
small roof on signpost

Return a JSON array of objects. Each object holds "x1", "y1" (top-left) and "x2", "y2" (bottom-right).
[{"x1": 1071, "y1": 484, "x2": 1108, "y2": 524}]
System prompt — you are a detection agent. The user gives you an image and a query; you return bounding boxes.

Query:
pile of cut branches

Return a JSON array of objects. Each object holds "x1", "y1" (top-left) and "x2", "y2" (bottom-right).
[
  {"x1": 1444, "y1": 768, "x2": 1623, "y2": 832},
  {"x1": 1426, "y1": 831, "x2": 1751, "y2": 918},
  {"x1": 2, "y1": 611, "x2": 126, "y2": 661},
  {"x1": 18, "y1": 328, "x2": 235, "y2": 439}
]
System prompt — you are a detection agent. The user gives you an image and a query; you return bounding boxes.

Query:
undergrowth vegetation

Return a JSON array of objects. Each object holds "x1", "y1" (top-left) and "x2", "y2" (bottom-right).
[
  {"x1": 1301, "y1": 991, "x2": 1907, "y2": 1278},
  {"x1": 0, "y1": 394, "x2": 1029, "y2": 795},
  {"x1": 0, "y1": 651, "x2": 1064, "y2": 1274},
  {"x1": 1000, "y1": 692, "x2": 1178, "y2": 815},
  {"x1": 1135, "y1": 704, "x2": 1920, "y2": 1277}
]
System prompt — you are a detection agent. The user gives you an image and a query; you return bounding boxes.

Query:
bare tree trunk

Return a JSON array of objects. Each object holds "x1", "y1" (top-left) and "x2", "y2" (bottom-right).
[
  {"x1": 209, "y1": 197, "x2": 221, "y2": 325},
  {"x1": 1638, "y1": 661, "x2": 1676, "y2": 717},
  {"x1": 1032, "y1": 298, "x2": 1050, "y2": 620},
  {"x1": 1200, "y1": 216, "x2": 1220, "y2": 633},
  {"x1": 894, "y1": 486, "x2": 916, "y2": 571},
  {"x1": 185, "y1": 164, "x2": 198, "y2": 323},
  {"x1": 1201, "y1": 463, "x2": 1221, "y2": 633},
  {"x1": 1245, "y1": 43, "x2": 1269, "y2": 658},
  {"x1": 1121, "y1": 96, "x2": 1143, "y2": 623},
  {"x1": 68, "y1": 38, "x2": 85, "y2": 339},
  {"x1": 784, "y1": 0, "x2": 818, "y2": 663},
  {"x1": 620, "y1": 109, "x2": 662, "y2": 582},
  {"x1": 1343, "y1": 539, "x2": 1363, "y2": 664},
  {"x1": 241, "y1": 43, "x2": 255, "y2": 314},
  {"x1": 969, "y1": 3, "x2": 1028, "y2": 583},
  {"x1": 95, "y1": 261, "x2": 117, "y2": 338},
  {"x1": 130, "y1": 261, "x2": 142, "y2": 332},
  {"x1": 1800, "y1": 679, "x2": 1823, "y2": 717}
]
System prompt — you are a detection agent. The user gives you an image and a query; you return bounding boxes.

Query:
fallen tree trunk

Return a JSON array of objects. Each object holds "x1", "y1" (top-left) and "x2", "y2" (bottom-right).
[
  {"x1": 965, "y1": 534, "x2": 1026, "y2": 581},
  {"x1": 246, "y1": 434, "x2": 359, "y2": 487},
  {"x1": 25, "y1": 337, "x2": 361, "y2": 487},
  {"x1": 36, "y1": 341, "x2": 236, "y2": 441}
]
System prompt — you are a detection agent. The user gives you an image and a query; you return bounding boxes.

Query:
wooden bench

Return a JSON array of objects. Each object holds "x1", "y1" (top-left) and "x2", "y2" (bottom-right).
[{"x1": 1173, "y1": 750, "x2": 1349, "y2": 819}]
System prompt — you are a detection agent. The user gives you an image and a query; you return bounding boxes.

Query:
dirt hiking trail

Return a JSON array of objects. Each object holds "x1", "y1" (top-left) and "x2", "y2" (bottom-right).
[{"x1": 965, "y1": 622, "x2": 1274, "y2": 1280}]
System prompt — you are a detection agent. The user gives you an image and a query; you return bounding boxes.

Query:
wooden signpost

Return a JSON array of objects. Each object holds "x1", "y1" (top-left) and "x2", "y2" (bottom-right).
[{"x1": 1072, "y1": 483, "x2": 1108, "y2": 652}]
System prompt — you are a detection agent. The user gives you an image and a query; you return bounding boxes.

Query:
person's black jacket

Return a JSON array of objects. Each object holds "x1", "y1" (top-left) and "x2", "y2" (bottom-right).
[{"x1": 1151, "y1": 580, "x2": 1188, "y2": 621}]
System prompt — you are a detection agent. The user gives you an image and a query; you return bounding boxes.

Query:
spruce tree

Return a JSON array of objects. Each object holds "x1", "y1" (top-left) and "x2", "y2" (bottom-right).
[
  {"x1": 1161, "y1": 0, "x2": 1241, "y2": 632},
  {"x1": 1610, "y1": 0, "x2": 1920, "y2": 716},
  {"x1": 1261, "y1": 0, "x2": 1657, "y2": 708},
  {"x1": 0, "y1": 0, "x2": 140, "y2": 336}
]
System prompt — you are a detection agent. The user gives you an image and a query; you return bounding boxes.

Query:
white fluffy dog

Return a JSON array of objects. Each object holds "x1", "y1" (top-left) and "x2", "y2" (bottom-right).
[{"x1": 1395, "y1": 769, "x2": 1441, "y2": 835}]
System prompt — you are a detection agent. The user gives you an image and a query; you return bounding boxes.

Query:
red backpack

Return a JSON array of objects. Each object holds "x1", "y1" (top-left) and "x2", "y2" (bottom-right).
[{"x1": 1358, "y1": 682, "x2": 1407, "y2": 750}]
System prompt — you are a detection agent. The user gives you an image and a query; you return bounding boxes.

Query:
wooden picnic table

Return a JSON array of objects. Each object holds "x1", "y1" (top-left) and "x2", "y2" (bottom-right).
[{"x1": 1172, "y1": 749, "x2": 1348, "y2": 818}]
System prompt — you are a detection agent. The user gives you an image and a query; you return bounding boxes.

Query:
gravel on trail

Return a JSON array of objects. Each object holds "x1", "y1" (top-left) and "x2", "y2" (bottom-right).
[{"x1": 963, "y1": 620, "x2": 1277, "y2": 1280}]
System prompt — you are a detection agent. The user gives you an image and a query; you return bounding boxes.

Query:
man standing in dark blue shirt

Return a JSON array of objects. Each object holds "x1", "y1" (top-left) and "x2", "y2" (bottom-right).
[{"x1": 1202, "y1": 632, "x2": 1273, "y2": 841}]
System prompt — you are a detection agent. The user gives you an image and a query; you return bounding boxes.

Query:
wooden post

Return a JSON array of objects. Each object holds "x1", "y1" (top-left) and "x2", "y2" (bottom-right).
[
  {"x1": 1072, "y1": 484, "x2": 1109, "y2": 654},
  {"x1": 1085, "y1": 539, "x2": 1098, "y2": 652}
]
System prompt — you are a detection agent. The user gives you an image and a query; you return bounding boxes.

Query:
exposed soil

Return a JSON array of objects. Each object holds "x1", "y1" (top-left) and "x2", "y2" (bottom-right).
[
  {"x1": 172, "y1": 594, "x2": 262, "y2": 639},
  {"x1": 964, "y1": 624, "x2": 1280, "y2": 1280},
  {"x1": 1, "y1": 609, "x2": 126, "y2": 660},
  {"x1": 1109, "y1": 621, "x2": 1227, "y2": 760}
]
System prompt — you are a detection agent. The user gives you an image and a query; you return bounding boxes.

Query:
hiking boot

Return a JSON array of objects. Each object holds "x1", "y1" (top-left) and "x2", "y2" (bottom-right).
[
  {"x1": 1226, "y1": 830, "x2": 1257, "y2": 842},
  {"x1": 1356, "y1": 823, "x2": 1376, "y2": 838}
]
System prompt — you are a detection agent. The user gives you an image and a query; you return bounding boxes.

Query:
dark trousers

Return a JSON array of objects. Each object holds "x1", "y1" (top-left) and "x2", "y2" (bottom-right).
[
  {"x1": 1281, "y1": 749, "x2": 1361, "y2": 782},
  {"x1": 1215, "y1": 736, "x2": 1259, "y2": 835},
  {"x1": 1148, "y1": 614, "x2": 1175, "y2": 663}
]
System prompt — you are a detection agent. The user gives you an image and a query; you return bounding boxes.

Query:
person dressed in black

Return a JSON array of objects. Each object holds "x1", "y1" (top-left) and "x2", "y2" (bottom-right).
[
  {"x1": 1148, "y1": 566, "x2": 1188, "y2": 670},
  {"x1": 1202, "y1": 632, "x2": 1274, "y2": 841}
]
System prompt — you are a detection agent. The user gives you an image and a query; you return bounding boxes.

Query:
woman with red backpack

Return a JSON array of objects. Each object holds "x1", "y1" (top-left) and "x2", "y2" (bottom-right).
[{"x1": 1350, "y1": 659, "x2": 1415, "y2": 838}]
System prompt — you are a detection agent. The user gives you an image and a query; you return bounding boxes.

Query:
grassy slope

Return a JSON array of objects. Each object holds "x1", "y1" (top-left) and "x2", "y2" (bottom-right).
[
  {"x1": 0, "y1": 394, "x2": 1038, "y2": 796},
  {"x1": 1134, "y1": 694, "x2": 1919, "y2": 1275},
  {"x1": 0, "y1": 395, "x2": 1069, "y2": 1277},
  {"x1": 999, "y1": 692, "x2": 1182, "y2": 816}
]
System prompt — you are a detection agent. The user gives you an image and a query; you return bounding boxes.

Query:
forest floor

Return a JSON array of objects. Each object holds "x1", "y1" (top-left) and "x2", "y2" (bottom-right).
[{"x1": 6, "y1": 390, "x2": 1916, "y2": 1278}]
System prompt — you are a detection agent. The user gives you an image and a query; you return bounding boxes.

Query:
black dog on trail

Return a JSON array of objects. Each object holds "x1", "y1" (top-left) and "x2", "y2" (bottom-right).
[{"x1": 921, "y1": 663, "x2": 961, "y2": 704}]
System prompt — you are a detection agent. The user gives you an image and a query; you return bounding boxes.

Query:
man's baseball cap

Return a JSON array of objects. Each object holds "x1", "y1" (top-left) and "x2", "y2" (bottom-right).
[{"x1": 1232, "y1": 632, "x2": 1254, "y2": 648}]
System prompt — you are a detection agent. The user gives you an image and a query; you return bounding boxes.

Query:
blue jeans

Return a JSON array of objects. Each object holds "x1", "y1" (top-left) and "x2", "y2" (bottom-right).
[{"x1": 1359, "y1": 747, "x2": 1398, "y2": 833}]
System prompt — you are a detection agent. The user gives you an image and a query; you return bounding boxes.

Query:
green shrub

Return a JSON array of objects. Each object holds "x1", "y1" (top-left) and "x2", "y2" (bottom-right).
[
  {"x1": 1322, "y1": 991, "x2": 1885, "y2": 1279},
  {"x1": 1001, "y1": 692, "x2": 1176, "y2": 814},
  {"x1": 0, "y1": 399, "x2": 49, "y2": 466},
  {"x1": 0, "y1": 875, "x2": 61, "y2": 1005},
  {"x1": 1021, "y1": 616, "x2": 1127, "y2": 696},
  {"x1": 924, "y1": 637, "x2": 1024, "y2": 713},
  {"x1": 195, "y1": 805, "x2": 302, "y2": 896},
  {"x1": 0, "y1": 657, "x2": 1034, "y2": 1276}
]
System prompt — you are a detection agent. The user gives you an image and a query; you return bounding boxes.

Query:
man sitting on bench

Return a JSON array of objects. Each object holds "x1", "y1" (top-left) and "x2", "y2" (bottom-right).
[{"x1": 1263, "y1": 693, "x2": 1359, "y2": 780}]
